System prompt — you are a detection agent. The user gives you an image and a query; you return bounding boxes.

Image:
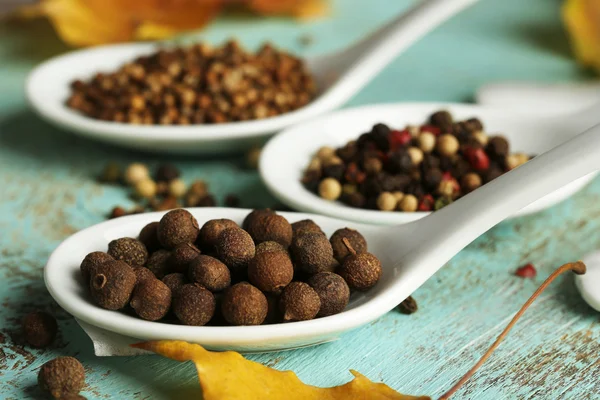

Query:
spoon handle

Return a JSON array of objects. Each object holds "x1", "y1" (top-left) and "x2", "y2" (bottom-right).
[
  {"x1": 402, "y1": 122, "x2": 600, "y2": 281},
  {"x1": 316, "y1": 0, "x2": 479, "y2": 105}
]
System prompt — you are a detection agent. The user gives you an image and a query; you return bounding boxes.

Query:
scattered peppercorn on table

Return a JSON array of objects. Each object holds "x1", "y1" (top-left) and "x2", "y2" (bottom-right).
[{"x1": 1, "y1": 0, "x2": 600, "y2": 398}]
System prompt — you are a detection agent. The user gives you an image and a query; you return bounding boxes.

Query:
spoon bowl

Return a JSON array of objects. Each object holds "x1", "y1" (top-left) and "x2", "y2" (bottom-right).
[
  {"x1": 47, "y1": 121, "x2": 600, "y2": 351},
  {"x1": 26, "y1": 0, "x2": 477, "y2": 154},
  {"x1": 260, "y1": 102, "x2": 598, "y2": 225}
]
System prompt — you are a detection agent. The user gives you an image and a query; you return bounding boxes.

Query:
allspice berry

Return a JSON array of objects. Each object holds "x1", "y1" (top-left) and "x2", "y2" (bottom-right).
[
  {"x1": 308, "y1": 272, "x2": 350, "y2": 317},
  {"x1": 245, "y1": 213, "x2": 293, "y2": 247},
  {"x1": 38, "y1": 357, "x2": 85, "y2": 399},
  {"x1": 279, "y1": 282, "x2": 320, "y2": 321},
  {"x1": 107, "y1": 237, "x2": 148, "y2": 266},
  {"x1": 145, "y1": 249, "x2": 171, "y2": 279},
  {"x1": 132, "y1": 266, "x2": 155, "y2": 284},
  {"x1": 173, "y1": 284, "x2": 216, "y2": 326},
  {"x1": 290, "y1": 232, "x2": 334, "y2": 275},
  {"x1": 130, "y1": 278, "x2": 172, "y2": 321},
  {"x1": 461, "y1": 172, "x2": 482, "y2": 193},
  {"x1": 158, "y1": 209, "x2": 199, "y2": 249},
  {"x1": 318, "y1": 178, "x2": 342, "y2": 200},
  {"x1": 398, "y1": 194, "x2": 418, "y2": 212},
  {"x1": 436, "y1": 134, "x2": 459, "y2": 157},
  {"x1": 22, "y1": 311, "x2": 58, "y2": 348},
  {"x1": 255, "y1": 241, "x2": 287, "y2": 255},
  {"x1": 376, "y1": 192, "x2": 397, "y2": 211},
  {"x1": 170, "y1": 243, "x2": 201, "y2": 273},
  {"x1": 215, "y1": 228, "x2": 255, "y2": 270},
  {"x1": 248, "y1": 251, "x2": 293, "y2": 293},
  {"x1": 90, "y1": 260, "x2": 136, "y2": 310},
  {"x1": 337, "y1": 239, "x2": 382, "y2": 291},
  {"x1": 80, "y1": 251, "x2": 113, "y2": 283},
  {"x1": 330, "y1": 228, "x2": 367, "y2": 263},
  {"x1": 242, "y1": 209, "x2": 274, "y2": 231},
  {"x1": 138, "y1": 222, "x2": 161, "y2": 253},
  {"x1": 188, "y1": 255, "x2": 231, "y2": 292},
  {"x1": 198, "y1": 218, "x2": 238, "y2": 249},
  {"x1": 291, "y1": 219, "x2": 324, "y2": 236},
  {"x1": 222, "y1": 282, "x2": 267, "y2": 326},
  {"x1": 162, "y1": 273, "x2": 187, "y2": 296}
]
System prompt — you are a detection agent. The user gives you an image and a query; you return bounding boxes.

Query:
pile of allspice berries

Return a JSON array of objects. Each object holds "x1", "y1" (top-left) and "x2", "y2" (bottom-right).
[{"x1": 80, "y1": 208, "x2": 382, "y2": 326}]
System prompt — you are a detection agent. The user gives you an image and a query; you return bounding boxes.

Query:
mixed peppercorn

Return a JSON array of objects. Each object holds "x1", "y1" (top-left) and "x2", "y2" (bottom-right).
[
  {"x1": 67, "y1": 41, "x2": 316, "y2": 124},
  {"x1": 302, "y1": 110, "x2": 531, "y2": 212},
  {"x1": 79, "y1": 208, "x2": 382, "y2": 326}
]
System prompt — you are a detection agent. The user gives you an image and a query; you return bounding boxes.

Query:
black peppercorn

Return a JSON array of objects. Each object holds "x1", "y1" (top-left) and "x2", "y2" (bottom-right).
[
  {"x1": 322, "y1": 163, "x2": 345, "y2": 181},
  {"x1": 386, "y1": 150, "x2": 412, "y2": 174},
  {"x1": 341, "y1": 192, "x2": 366, "y2": 208},
  {"x1": 422, "y1": 168, "x2": 443, "y2": 191},
  {"x1": 155, "y1": 163, "x2": 181, "y2": 182},
  {"x1": 486, "y1": 136, "x2": 509, "y2": 158},
  {"x1": 429, "y1": 110, "x2": 453, "y2": 133}
]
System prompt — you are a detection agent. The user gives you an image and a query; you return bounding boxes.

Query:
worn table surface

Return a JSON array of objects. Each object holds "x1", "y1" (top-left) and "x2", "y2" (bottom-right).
[{"x1": 1, "y1": 0, "x2": 599, "y2": 398}]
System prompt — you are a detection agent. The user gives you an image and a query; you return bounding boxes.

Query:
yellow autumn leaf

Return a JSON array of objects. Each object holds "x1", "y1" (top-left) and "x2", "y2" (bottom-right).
[
  {"x1": 15, "y1": 0, "x2": 327, "y2": 47},
  {"x1": 132, "y1": 340, "x2": 429, "y2": 400},
  {"x1": 563, "y1": 0, "x2": 600, "y2": 72}
]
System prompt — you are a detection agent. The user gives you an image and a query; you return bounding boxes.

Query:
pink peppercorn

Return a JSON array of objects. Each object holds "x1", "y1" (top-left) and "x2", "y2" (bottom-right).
[
  {"x1": 515, "y1": 263, "x2": 536, "y2": 278},
  {"x1": 464, "y1": 147, "x2": 490, "y2": 171}
]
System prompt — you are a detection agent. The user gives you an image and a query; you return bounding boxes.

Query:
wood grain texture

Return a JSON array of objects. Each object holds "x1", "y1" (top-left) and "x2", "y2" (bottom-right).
[{"x1": 1, "y1": 0, "x2": 599, "y2": 398}]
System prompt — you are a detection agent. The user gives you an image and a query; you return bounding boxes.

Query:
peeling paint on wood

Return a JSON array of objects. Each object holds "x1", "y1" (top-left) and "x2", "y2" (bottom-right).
[{"x1": 1, "y1": 0, "x2": 600, "y2": 398}]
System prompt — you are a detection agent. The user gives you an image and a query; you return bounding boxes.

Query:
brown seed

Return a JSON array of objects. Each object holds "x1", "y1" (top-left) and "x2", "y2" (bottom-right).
[
  {"x1": 397, "y1": 295, "x2": 418, "y2": 314},
  {"x1": 170, "y1": 243, "x2": 201, "y2": 273},
  {"x1": 255, "y1": 241, "x2": 288, "y2": 255},
  {"x1": 80, "y1": 251, "x2": 114, "y2": 283},
  {"x1": 337, "y1": 240, "x2": 382, "y2": 291},
  {"x1": 130, "y1": 278, "x2": 172, "y2": 321},
  {"x1": 215, "y1": 228, "x2": 255, "y2": 270},
  {"x1": 22, "y1": 311, "x2": 58, "y2": 348},
  {"x1": 245, "y1": 213, "x2": 293, "y2": 247},
  {"x1": 138, "y1": 222, "x2": 161, "y2": 253},
  {"x1": 157, "y1": 209, "x2": 199, "y2": 249},
  {"x1": 132, "y1": 266, "x2": 155, "y2": 284},
  {"x1": 291, "y1": 219, "x2": 324, "y2": 237},
  {"x1": 188, "y1": 255, "x2": 231, "y2": 292},
  {"x1": 330, "y1": 228, "x2": 368, "y2": 263},
  {"x1": 222, "y1": 282, "x2": 268, "y2": 326},
  {"x1": 173, "y1": 284, "x2": 215, "y2": 326},
  {"x1": 162, "y1": 273, "x2": 187, "y2": 296},
  {"x1": 279, "y1": 282, "x2": 320, "y2": 321},
  {"x1": 242, "y1": 209, "x2": 274, "y2": 231},
  {"x1": 155, "y1": 163, "x2": 181, "y2": 183},
  {"x1": 145, "y1": 249, "x2": 171, "y2": 279},
  {"x1": 109, "y1": 206, "x2": 127, "y2": 219},
  {"x1": 90, "y1": 260, "x2": 136, "y2": 310},
  {"x1": 290, "y1": 232, "x2": 334, "y2": 275},
  {"x1": 248, "y1": 251, "x2": 294, "y2": 293},
  {"x1": 38, "y1": 357, "x2": 85, "y2": 399},
  {"x1": 107, "y1": 237, "x2": 148, "y2": 266},
  {"x1": 307, "y1": 272, "x2": 350, "y2": 317},
  {"x1": 198, "y1": 218, "x2": 238, "y2": 249}
]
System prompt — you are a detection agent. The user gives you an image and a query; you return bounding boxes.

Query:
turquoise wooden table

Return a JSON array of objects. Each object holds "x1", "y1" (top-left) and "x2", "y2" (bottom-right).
[{"x1": 1, "y1": 0, "x2": 599, "y2": 398}]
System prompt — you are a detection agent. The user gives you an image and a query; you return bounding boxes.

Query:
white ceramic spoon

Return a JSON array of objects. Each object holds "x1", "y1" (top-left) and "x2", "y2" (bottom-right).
[
  {"x1": 46, "y1": 122, "x2": 600, "y2": 352},
  {"x1": 26, "y1": 0, "x2": 478, "y2": 154},
  {"x1": 260, "y1": 101, "x2": 600, "y2": 225}
]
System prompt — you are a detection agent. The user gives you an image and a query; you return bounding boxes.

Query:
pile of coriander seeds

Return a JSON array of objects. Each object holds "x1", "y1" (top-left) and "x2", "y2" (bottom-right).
[
  {"x1": 80, "y1": 208, "x2": 382, "y2": 326},
  {"x1": 302, "y1": 110, "x2": 531, "y2": 212},
  {"x1": 67, "y1": 40, "x2": 317, "y2": 124}
]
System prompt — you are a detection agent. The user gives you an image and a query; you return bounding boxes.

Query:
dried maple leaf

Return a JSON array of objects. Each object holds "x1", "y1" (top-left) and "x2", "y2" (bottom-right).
[
  {"x1": 132, "y1": 262, "x2": 586, "y2": 400},
  {"x1": 132, "y1": 340, "x2": 429, "y2": 400},
  {"x1": 563, "y1": 0, "x2": 600, "y2": 73}
]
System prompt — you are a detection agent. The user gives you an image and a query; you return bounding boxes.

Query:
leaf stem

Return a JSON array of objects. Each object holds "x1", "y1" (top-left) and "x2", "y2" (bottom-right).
[{"x1": 438, "y1": 261, "x2": 586, "y2": 400}]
